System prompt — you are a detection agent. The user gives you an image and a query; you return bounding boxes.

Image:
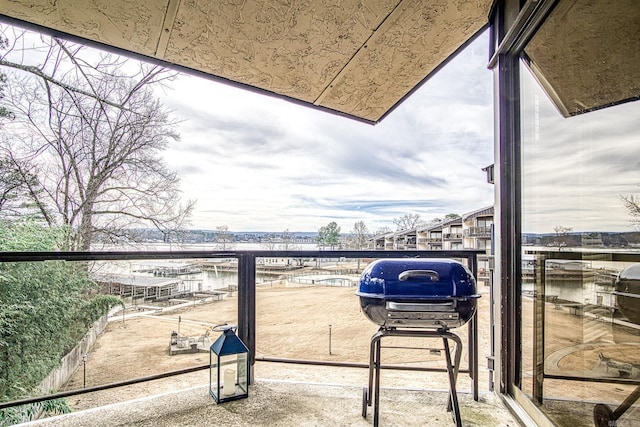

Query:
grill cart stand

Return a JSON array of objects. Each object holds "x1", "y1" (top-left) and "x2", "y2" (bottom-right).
[
  {"x1": 357, "y1": 259, "x2": 480, "y2": 426},
  {"x1": 361, "y1": 327, "x2": 466, "y2": 427}
]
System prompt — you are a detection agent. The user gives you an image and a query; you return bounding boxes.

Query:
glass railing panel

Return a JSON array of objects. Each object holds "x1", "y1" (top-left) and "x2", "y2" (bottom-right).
[
  {"x1": 0, "y1": 256, "x2": 239, "y2": 416},
  {"x1": 254, "y1": 254, "x2": 484, "y2": 392},
  {"x1": 521, "y1": 250, "x2": 640, "y2": 425}
]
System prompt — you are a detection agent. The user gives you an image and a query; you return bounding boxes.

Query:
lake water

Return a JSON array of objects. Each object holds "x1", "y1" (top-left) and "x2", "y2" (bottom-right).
[
  {"x1": 101, "y1": 242, "x2": 320, "y2": 251},
  {"x1": 96, "y1": 243, "x2": 640, "y2": 302},
  {"x1": 93, "y1": 242, "x2": 325, "y2": 292}
]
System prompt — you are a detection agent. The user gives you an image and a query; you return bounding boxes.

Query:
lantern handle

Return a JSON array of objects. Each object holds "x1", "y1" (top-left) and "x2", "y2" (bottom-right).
[{"x1": 212, "y1": 323, "x2": 237, "y2": 332}]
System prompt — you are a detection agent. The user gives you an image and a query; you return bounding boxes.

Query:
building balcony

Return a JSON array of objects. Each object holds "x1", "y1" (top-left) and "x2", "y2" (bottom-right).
[
  {"x1": 464, "y1": 227, "x2": 492, "y2": 238},
  {"x1": 442, "y1": 233, "x2": 463, "y2": 241}
]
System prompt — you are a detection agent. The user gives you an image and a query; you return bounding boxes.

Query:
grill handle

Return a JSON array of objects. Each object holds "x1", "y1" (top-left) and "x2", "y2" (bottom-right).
[{"x1": 398, "y1": 269, "x2": 440, "y2": 282}]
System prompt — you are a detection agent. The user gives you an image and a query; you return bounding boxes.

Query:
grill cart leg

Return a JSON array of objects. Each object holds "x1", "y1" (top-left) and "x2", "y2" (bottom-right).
[
  {"x1": 443, "y1": 335, "x2": 463, "y2": 427},
  {"x1": 373, "y1": 331, "x2": 383, "y2": 427},
  {"x1": 362, "y1": 387, "x2": 368, "y2": 418},
  {"x1": 367, "y1": 330, "x2": 381, "y2": 406},
  {"x1": 443, "y1": 332, "x2": 463, "y2": 413},
  {"x1": 363, "y1": 328, "x2": 384, "y2": 423}
]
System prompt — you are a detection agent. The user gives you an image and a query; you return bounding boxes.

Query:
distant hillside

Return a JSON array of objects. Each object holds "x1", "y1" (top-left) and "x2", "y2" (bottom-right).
[
  {"x1": 97, "y1": 228, "x2": 640, "y2": 248},
  {"x1": 95, "y1": 229, "x2": 321, "y2": 245}
]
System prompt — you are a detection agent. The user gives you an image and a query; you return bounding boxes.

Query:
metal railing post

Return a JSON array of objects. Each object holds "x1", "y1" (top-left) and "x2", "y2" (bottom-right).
[
  {"x1": 237, "y1": 253, "x2": 256, "y2": 384},
  {"x1": 467, "y1": 254, "x2": 479, "y2": 401}
]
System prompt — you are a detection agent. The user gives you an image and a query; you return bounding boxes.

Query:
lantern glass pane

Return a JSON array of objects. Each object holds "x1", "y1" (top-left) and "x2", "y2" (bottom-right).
[
  {"x1": 237, "y1": 352, "x2": 248, "y2": 393},
  {"x1": 209, "y1": 352, "x2": 220, "y2": 399}
]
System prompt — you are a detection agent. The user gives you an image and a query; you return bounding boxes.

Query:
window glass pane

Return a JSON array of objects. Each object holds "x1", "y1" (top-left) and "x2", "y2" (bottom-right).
[{"x1": 520, "y1": 58, "x2": 640, "y2": 426}]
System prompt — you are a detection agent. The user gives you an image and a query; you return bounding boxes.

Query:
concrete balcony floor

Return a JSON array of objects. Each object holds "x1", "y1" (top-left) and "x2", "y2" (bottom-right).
[{"x1": 23, "y1": 363, "x2": 522, "y2": 426}]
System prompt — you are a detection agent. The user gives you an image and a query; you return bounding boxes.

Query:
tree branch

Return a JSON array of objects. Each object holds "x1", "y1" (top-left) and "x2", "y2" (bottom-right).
[{"x1": 0, "y1": 58, "x2": 125, "y2": 109}]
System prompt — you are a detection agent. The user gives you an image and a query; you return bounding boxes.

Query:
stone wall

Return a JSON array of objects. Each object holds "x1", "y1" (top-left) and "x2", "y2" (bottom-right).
[
  {"x1": 8, "y1": 307, "x2": 121, "y2": 424},
  {"x1": 38, "y1": 314, "x2": 110, "y2": 393}
]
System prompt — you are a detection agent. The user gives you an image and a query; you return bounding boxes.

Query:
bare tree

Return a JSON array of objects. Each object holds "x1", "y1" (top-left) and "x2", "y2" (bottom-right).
[
  {"x1": 349, "y1": 220, "x2": 370, "y2": 250},
  {"x1": 260, "y1": 229, "x2": 302, "y2": 265},
  {"x1": 214, "y1": 225, "x2": 235, "y2": 250},
  {"x1": 260, "y1": 238, "x2": 277, "y2": 250},
  {"x1": 552, "y1": 225, "x2": 573, "y2": 249},
  {"x1": 0, "y1": 35, "x2": 13, "y2": 124},
  {"x1": 621, "y1": 195, "x2": 640, "y2": 230},
  {"x1": 393, "y1": 213, "x2": 422, "y2": 231},
  {"x1": 279, "y1": 229, "x2": 299, "y2": 251},
  {"x1": 260, "y1": 230, "x2": 298, "y2": 250},
  {"x1": 0, "y1": 155, "x2": 41, "y2": 219},
  {"x1": 374, "y1": 226, "x2": 392, "y2": 236},
  {"x1": 0, "y1": 28, "x2": 194, "y2": 250},
  {"x1": 349, "y1": 220, "x2": 370, "y2": 269}
]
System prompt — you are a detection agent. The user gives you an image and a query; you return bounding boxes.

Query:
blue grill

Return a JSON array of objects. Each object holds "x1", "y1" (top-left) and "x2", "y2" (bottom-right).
[{"x1": 356, "y1": 258, "x2": 479, "y2": 329}]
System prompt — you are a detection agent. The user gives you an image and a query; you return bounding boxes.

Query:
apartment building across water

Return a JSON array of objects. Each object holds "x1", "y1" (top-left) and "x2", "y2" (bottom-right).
[{"x1": 373, "y1": 206, "x2": 494, "y2": 286}]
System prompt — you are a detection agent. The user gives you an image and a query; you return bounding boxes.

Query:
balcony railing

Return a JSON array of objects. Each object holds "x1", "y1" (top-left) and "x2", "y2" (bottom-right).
[
  {"x1": 464, "y1": 227, "x2": 492, "y2": 238},
  {"x1": 522, "y1": 248, "x2": 640, "y2": 408},
  {"x1": 0, "y1": 249, "x2": 482, "y2": 413},
  {"x1": 443, "y1": 233, "x2": 463, "y2": 240}
]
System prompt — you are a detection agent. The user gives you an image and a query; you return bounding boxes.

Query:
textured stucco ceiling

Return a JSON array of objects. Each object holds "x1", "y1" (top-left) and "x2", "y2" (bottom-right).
[
  {"x1": 0, "y1": 0, "x2": 492, "y2": 123},
  {"x1": 524, "y1": 0, "x2": 640, "y2": 117}
]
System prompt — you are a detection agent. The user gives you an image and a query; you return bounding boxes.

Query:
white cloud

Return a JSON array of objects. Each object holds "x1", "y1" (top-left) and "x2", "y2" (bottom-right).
[{"x1": 159, "y1": 31, "x2": 495, "y2": 232}]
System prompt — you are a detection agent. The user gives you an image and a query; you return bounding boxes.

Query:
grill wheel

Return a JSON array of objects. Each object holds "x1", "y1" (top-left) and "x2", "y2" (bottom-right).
[{"x1": 593, "y1": 403, "x2": 614, "y2": 427}]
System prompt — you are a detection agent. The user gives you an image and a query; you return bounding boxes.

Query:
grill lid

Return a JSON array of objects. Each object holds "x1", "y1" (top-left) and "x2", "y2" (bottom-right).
[{"x1": 356, "y1": 258, "x2": 477, "y2": 301}]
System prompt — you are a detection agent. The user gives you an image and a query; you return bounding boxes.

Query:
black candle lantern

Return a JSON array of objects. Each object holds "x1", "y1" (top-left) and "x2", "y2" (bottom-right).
[{"x1": 209, "y1": 325, "x2": 249, "y2": 403}]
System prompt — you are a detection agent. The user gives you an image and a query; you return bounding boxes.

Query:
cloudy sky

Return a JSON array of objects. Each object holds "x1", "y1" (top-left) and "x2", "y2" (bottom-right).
[{"x1": 158, "y1": 31, "x2": 495, "y2": 233}]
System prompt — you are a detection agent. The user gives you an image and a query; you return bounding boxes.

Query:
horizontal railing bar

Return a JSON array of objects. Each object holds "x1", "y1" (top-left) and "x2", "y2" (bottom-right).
[
  {"x1": 0, "y1": 357, "x2": 471, "y2": 409},
  {"x1": 523, "y1": 249, "x2": 640, "y2": 263},
  {"x1": 544, "y1": 373, "x2": 640, "y2": 386},
  {"x1": 0, "y1": 249, "x2": 483, "y2": 263},
  {"x1": 257, "y1": 356, "x2": 470, "y2": 374},
  {"x1": 0, "y1": 364, "x2": 210, "y2": 410}
]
